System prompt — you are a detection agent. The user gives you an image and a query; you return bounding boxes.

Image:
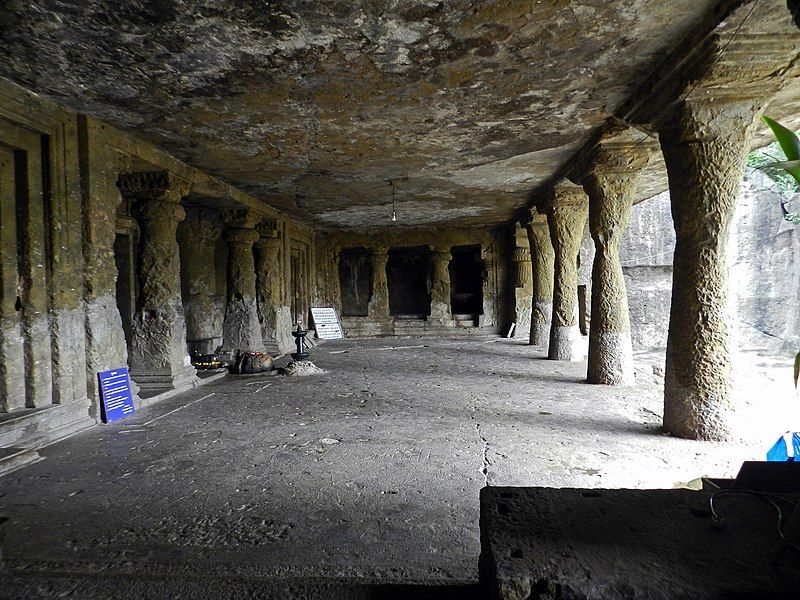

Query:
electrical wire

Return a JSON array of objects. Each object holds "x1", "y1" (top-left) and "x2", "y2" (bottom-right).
[{"x1": 709, "y1": 488, "x2": 800, "y2": 553}]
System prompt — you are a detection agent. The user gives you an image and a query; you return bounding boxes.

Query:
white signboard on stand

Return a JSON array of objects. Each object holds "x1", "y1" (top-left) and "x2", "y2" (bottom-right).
[{"x1": 311, "y1": 307, "x2": 344, "y2": 340}]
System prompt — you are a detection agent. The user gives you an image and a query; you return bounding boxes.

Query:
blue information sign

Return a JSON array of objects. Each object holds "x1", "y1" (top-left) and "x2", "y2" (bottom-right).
[{"x1": 98, "y1": 367, "x2": 135, "y2": 423}]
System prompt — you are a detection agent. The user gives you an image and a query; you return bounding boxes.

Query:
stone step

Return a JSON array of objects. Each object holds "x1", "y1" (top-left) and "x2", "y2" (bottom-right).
[
  {"x1": 0, "y1": 400, "x2": 94, "y2": 450},
  {"x1": 0, "y1": 446, "x2": 42, "y2": 477}
]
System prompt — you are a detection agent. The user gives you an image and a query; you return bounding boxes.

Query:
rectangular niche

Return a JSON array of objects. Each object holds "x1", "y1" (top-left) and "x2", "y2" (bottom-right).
[
  {"x1": 387, "y1": 246, "x2": 431, "y2": 317},
  {"x1": 339, "y1": 247, "x2": 371, "y2": 317},
  {"x1": 450, "y1": 244, "x2": 484, "y2": 316}
]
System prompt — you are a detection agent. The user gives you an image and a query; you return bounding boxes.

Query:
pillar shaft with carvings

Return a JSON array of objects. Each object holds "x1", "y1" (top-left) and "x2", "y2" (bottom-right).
[
  {"x1": 255, "y1": 220, "x2": 286, "y2": 353},
  {"x1": 429, "y1": 248, "x2": 453, "y2": 326},
  {"x1": 368, "y1": 247, "x2": 390, "y2": 323},
  {"x1": 119, "y1": 172, "x2": 198, "y2": 391},
  {"x1": 179, "y1": 208, "x2": 222, "y2": 354},
  {"x1": 221, "y1": 208, "x2": 264, "y2": 354},
  {"x1": 545, "y1": 181, "x2": 588, "y2": 361},
  {"x1": 525, "y1": 211, "x2": 554, "y2": 347},
  {"x1": 582, "y1": 130, "x2": 655, "y2": 386}
]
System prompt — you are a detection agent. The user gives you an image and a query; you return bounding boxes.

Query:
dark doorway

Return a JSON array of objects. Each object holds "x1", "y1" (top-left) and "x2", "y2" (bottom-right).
[
  {"x1": 387, "y1": 246, "x2": 430, "y2": 317},
  {"x1": 339, "y1": 247, "x2": 371, "y2": 316},
  {"x1": 449, "y1": 245, "x2": 483, "y2": 315}
]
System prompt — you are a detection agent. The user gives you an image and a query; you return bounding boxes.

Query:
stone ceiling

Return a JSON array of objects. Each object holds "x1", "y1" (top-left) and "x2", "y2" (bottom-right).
[{"x1": 0, "y1": 1, "x2": 795, "y2": 228}]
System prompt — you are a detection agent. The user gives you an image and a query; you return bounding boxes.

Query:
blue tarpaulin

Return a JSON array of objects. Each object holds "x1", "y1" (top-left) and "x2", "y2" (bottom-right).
[{"x1": 767, "y1": 432, "x2": 800, "y2": 461}]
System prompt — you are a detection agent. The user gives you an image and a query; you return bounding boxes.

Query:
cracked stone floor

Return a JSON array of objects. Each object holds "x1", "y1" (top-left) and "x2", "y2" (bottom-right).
[{"x1": 1, "y1": 336, "x2": 797, "y2": 597}]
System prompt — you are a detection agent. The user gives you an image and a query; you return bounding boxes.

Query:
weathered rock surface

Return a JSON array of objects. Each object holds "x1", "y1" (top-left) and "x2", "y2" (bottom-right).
[{"x1": 0, "y1": 0, "x2": 731, "y2": 227}]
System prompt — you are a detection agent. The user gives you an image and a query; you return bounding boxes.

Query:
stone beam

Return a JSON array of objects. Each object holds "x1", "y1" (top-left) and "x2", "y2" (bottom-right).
[
  {"x1": 581, "y1": 125, "x2": 657, "y2": 386},
  {"x1": 544, "y1": 181, "x2": 588, "y2": 362}
]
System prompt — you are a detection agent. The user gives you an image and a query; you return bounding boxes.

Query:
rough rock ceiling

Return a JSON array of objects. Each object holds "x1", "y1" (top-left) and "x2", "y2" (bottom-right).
[{"x1": 0, "y1": 0, "x2": 731, "y2": 227}]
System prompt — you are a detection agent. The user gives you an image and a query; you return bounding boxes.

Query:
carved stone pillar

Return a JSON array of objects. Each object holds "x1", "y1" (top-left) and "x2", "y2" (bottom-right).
[
  {"x1": 429, "y1": 247, "x2": 453, "y2": 326},
  {"x1": 659, "y1": 99, "x2": 765, "y2": 440},
  {"x1": 545, "y1": 181, "x2": 588, "y2": 361},
  {"x1": 511, "y1": 226, "x2": 533, "y2": 337},
  {"x1": 525, "y1": 211, "x2": 554, "y2": 347},
  {"x1": 368, "y1": 247, "x2": 390, "y2": 323},
  {"x1": 179, "y1": 208, "x2": 222, "y2": 355},
  {"x1": 512, "y1": 248, "x2": 532, "y2": 288},
  {"x1": 118, "y1": 172, "x2": 198, "y2": 392},
  {"x1": 652, "y1": 21, "x2": 800, "y2": 439},
  {"x1": 254, "y1": 219, "x2": 283, "y2": 354},
  {"x1": 582, "y1": 129, "x2": 655, "y2": 386},
  {"x1": 221, "y1": 208, "x2": 264, "y2": 355}
]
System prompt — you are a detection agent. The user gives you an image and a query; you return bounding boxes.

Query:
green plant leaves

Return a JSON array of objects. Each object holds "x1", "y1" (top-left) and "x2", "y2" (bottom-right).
[
  {"x1": 762, "y1": 116, "x2": 800, "y2": 187},
  {"x1": 794, "y1": 352, "x2": 800, "y2": 388}
]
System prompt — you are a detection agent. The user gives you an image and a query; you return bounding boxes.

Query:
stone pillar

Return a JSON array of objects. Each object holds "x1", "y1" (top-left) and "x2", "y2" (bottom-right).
[
  {"x1": 179, "y1": 208, "x2": 222, "y2": 355},
  {"x1": 118, "y1": 172, "x2": 198, "y2": 392},
  {"x1": 368, "y1": 246, "x2": 391, "y2": 324},
  {"x1": 525, "y1": 211, "x2": 554, "y2": 347},
  {"x1": 429, "y1": 247, "x2": 453, "y2": 326},
  {"x1": 658, "y1": 99, "x2": 766, "y2": 439},
  {"x1": 221, "y1": 208, "x2": 264, "y2": 355},
  {"x1": 582, "y1": 132, "x2": 655, "y2": 385},
  {"x1": 510, "y1": 223, "x2": 533, "y2": 337},
  {"x1": 254, "y1": 219, "x2": 284, "y2": 354},
  {"x1": 545, "y1": 181, "x2": 588, "y2": 361}
]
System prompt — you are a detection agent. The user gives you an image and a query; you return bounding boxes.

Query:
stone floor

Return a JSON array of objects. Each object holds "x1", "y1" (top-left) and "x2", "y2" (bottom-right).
[{"x1": 1, "y1": 336, "x2": 797, "y2": 598}]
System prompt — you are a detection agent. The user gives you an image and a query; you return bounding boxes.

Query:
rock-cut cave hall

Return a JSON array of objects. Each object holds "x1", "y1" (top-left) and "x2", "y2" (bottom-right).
[{"x1": 3, "y1": 1, "x2": 800, "y2": 598}]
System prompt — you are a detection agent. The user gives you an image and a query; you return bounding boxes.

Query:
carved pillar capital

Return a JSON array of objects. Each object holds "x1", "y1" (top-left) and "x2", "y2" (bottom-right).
[
  {"x1": 117, "y1": 171, "x2": 191, "y2": 204},
  {"x1": 182, "y1": 209, "x2": 221, "y2": 244},
  {"x1": 371, "y1": 246, "x2": 390, "y2": 263},
  {"x1": 224, "y1": 227, "x2": 260, "y2": 245},
  {"x1": 545, "y1": 180, "x2": 588, "y2": 211},
  {"x1": 222, "y1": 207, "x2": 263, "y2": 230}
]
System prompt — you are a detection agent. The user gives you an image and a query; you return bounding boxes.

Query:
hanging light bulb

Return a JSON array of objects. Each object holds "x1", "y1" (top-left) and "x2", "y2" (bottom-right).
[{"x1": 390, "y1": 179, "x2": 397, "y2": 223}]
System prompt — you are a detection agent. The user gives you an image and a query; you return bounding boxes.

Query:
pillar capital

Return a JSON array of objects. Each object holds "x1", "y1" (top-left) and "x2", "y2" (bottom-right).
[
  {"x1": 545, "y1": 180, "x2": 588, "y2": 210},
  {"x1": 371, "y1": 246, "x2": 390, "y2": 261},
  {"x1": 181, "y1": 209, "x2": 220, "y2": 244},
  {"x1": 255, "y1": 217, "x2": 279, "y2": 239},
  {"x1": 222, "y1": 207, "x2": 263, "y2": 230},
  {"x1": 224, "y1": 227, "x2": 259, "y2": 245},
  {"x1": 135, "y1": 198, "x2": 186, "y2": 225},
  {"x1": 117, "y1": 171, "x2": 191, "y2": 203},
  {"x1": 526, "y1": 209, "x2": 548, "y2": 228},
  {"x1": 430, "y1": 249, "x2": 452, "y2": 263},
  {"x1": 585, "y1": 124, "x2": 657, "y2": 180}
]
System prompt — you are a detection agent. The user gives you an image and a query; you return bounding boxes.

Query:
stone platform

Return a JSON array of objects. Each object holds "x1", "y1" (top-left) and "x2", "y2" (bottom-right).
[{"x1": 480, "y1": 487, "x2": 800, "y2": 599}]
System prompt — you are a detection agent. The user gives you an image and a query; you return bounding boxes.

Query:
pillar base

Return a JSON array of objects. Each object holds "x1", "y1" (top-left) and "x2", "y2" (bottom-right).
[
  {"x1": 548, "y1": 325, "x2": 583, "y2": 361},
  {"x1": 130, "y1": 365, "x2": 199, "y2": 393},
  {"x1": 587, "y1": 331, "x2": 634, "y2": 386},
  {"x1": 530, "y1": 301, "x2": 553, "y2": 347},
  {"x1": 221, "y1": 298, "x2": 265, "y2": 355}
]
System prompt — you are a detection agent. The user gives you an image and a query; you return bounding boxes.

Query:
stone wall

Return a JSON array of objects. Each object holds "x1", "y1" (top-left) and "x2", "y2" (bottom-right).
[
  {"x1": 315, "y1": 227, "x2": 510, "y2": 336},
  {"x1": 620, "y1": 191, "x2": 674, "y2": 350},
  {"x1": 731, "y1": 170, "x2": 800, "y2": 355},
  {"x1": 0, "y1": 76, "x2": 314, "y2": 445}
]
